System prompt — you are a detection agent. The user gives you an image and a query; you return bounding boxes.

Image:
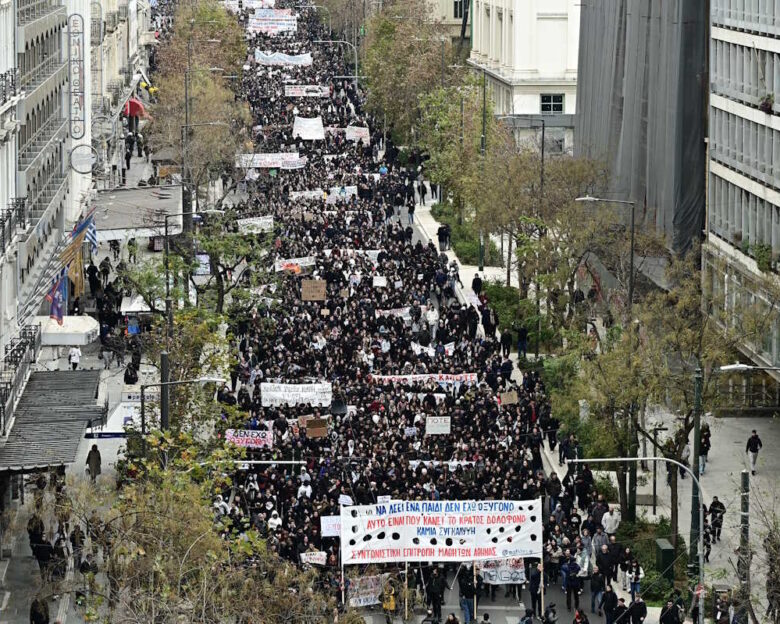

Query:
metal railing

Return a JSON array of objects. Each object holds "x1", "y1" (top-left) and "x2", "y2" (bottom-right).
[
  {"x1": 118, "y1": 4, "x2": 128, "y2": 20},
  {"x1": 17, "y1": 0, "x2": 62, "y2": 25},
  {"x1": 0, "y1": 324, "x2": 41, "y2": 436},
  {"x1": 91, "y1": 17, "x2": 103, "y2": 43},
  {"x1": 18, "y1": 107, "x2": 65, "y2": 166},
  {"x1": 0, "y1": 69, "x2": 20, "y2": 107},
  {"x1": 105, "y1": 10, "x2": 118, "y2": 32},
  {"x1": 0, "y1": 198, "x2": 28, "y2": 256},
  {"x1": 21, "y1": 55, "x2": 65, "y2": 91}
]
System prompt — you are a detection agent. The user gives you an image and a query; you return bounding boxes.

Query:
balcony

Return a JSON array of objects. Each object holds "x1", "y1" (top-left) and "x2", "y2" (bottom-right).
[
  {"x1": 25, "y1": 171, "x2": 67, "y2": 231},
  {"x1": 118, "y1": 4, "x2": 128, "y2": 21},
  {"x1": 18, "y1": 111, "x2": 67, "y2": 179},
  {"x1": 16, "y1": 0, "x2": 66, "y2": 53},
  {"x1": 91, "y1": 17, "x2": 103, "y2": 44},
  {"x1": 105, "y1": 11, "x2": 118, "y2": 33},
  {"x1": 18, "y1": 57, "x2": 67, "y2": 119},
  {"x1": 0, "y1": 69, "x2": 21, "y2": 110},
  {"x1": 0, "y1": 199, "x2": 28, "y2": 257}
]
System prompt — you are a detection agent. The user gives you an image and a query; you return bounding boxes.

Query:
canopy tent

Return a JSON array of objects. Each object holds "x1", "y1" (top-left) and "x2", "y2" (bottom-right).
[{"x1": 34, "y1": 315, "x2": 100, "y2": 346}]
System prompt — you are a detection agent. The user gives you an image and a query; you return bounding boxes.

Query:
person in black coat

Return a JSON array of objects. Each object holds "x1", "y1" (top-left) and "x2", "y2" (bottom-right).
[
  {"x1": 600, "y1": 585, "x2": 619, "y2": 624},
  {"x1": 629, "y1": 595, "x2": 648, "y2": 624},
  {"x1": 660, "y1": 600, "x2": 681, "y2": 624},
  {"x1": 528, "y1": 562, "x2": 542, "y2": 616}
]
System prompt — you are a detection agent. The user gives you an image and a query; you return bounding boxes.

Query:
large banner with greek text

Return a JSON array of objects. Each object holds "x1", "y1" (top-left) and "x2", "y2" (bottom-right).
[
  {"x1": 340, "y1": 499, "x2": 543, "y2": 564},
  {"x1": 260, "y1": 382, "x2": 332, "y2": 406},
  {"x1": 369, "y1": 373, "x2": 478, "y2": 386},
  {"x1": 477, "y1": 558, "x2": 527, "y2": 585}
]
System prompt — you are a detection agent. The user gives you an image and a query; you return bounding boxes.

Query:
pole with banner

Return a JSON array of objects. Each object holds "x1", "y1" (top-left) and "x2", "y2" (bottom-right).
[
  {"x1": 473, "y1": 562, "x2": 478, "y2": 622},
  {"x1": 404, "y1": 561, "x2": 409, "y2": 621}
]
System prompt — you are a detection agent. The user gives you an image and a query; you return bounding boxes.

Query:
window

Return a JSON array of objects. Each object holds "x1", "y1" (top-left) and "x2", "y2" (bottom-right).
[
  {"x1": 541, "y1": 94, "x2": 564, "y2": 115},
  {"x1": 454, "y1": 0, "x2": 463, "y2": 19}
]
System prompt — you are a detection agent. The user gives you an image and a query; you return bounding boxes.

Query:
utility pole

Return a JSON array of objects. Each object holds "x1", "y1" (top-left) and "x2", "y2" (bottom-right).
[
  {"x1": 738, "y1": 470, "x2": 750, "y2": 611},
  {"x1": 626, "y1": 200, "x2": 638, "y2": 521},
  {"x1": 688, "y1": 368, "x2": 703, "y2": 578},
  {"x1": 535, "y1": 119, "x2": 545, "y2": 360},
  {"x1": 440, "y1": 38, "x2": 445, "y2": 87}
]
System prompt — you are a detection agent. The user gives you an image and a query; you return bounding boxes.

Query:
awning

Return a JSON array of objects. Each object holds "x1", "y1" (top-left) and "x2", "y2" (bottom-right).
[
  {"x1": 35, "y1": 315, "x2": 100, "y2": 346},
  {"x1": 93, "y1": 185, "x2": 183, "y2": 242},
  {"x1": 0, "y1": 371, "x2": 103, "y2": 473},
  {"x1": 120, "y1": 294, "x2": 153, "y2": 314}
]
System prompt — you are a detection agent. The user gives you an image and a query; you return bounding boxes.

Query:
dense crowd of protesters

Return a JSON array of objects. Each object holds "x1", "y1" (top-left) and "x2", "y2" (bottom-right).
[{"x1": 192, "y1": 4, "x2": 680, "y2": 623}]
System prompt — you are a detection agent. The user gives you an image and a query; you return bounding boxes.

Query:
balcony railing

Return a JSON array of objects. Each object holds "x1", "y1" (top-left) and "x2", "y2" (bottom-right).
[
  {"x1": 0, "y1": 324, "x2": 41, "y2": 436},
  {"x1": 91, "y1": 16, "x2": 103, "y2": 43},
  {"x1": 21, "y1": 55, "x2": 65, "y2": 92},
  {"x1": 0, "y1": 199, "x2": 28, "y2": 257},
  {"x1": 18, "y1": 110, "x2": 67, "y2": 171},
  {"x1": 118, "y1": 4, "x2": 128, "y2": 21},
  {"x1": 17, "y1": 0, "x2": 61, "y2": 26},
  {"x1": 0, "y1": 69, "x2": 20, "y2": 107},
  {"x1": 105, "y1": 11, "x2": 118, "y2": 32},
  {"x1": 27, "y1": 171, "x2": 67, "y2": 224}
]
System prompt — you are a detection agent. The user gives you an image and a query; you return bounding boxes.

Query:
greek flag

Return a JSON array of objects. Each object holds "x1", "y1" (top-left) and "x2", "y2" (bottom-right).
[{"x1": 86, "y1": 217, "x2": 98, "y2": 254}]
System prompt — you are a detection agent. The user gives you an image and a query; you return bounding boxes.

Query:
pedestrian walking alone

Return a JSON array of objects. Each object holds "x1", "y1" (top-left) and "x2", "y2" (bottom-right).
[
  {"x1": 86, "y1": 444, "x2": 101, "y2": 483},
  {"x1": 68, "y1": 346, "x2": 81, "y2": 371},
  {"x1": 746, "y1": 429, "x2": 762, "y2": 474}
]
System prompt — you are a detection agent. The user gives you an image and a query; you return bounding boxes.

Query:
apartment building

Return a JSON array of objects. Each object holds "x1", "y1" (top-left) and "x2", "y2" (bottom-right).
[
  {"x1": 704, "y1": 0, "x2": 780, "y2": 369},
  {"x1": 468, "y1": 0, "x2": 578, "y2": 153}
]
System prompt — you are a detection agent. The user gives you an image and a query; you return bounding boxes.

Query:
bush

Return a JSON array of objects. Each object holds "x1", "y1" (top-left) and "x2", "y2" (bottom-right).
[
  {"x1": 641, "y1": 569, "x2": 672, "y2": 602},
  {"x1": 430, "y1": 203, "x2": 502, "y2": 267},
  {"x1": 593, "y1": 475, "x2": 619, "y2": 503}
]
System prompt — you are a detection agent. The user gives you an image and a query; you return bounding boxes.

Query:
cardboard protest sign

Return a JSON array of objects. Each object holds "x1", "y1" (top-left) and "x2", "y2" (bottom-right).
[
  {"x1": 425, "y1": 416, "x2": 451, "y2": 435},
  {"x1": 372, "y1": 275, "x2": 387, "y2": 288},
  {"x1": 340, "y1": 499, "x2": 543, "y2": 564},
  {"x1": 500, "y1": 390, "x2": 518, "y2": 405},
  {"x1": 348, "y1": 574, "x2": 391, "y2": 607},
  {"x1": 301, "y1": 279, "x2": 327, "y2": 301},
  {"x1": 306, "y1": 417, "x2": 328, "y2": 438}
]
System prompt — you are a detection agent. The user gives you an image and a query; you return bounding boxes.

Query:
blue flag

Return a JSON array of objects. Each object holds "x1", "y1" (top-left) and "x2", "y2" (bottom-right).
[{"x1": 46, "y1": 273, "x2": 67, "y2": 325}]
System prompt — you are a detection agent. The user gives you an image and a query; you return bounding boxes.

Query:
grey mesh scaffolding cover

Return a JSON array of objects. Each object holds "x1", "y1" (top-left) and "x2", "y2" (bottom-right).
[{"x1": 574, "y1": 0, "x2": 706, "y2": 253}]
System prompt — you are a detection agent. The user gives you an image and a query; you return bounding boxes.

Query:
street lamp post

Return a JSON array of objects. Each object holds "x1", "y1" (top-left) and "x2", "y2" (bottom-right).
[
  {"x1": 575, "y1": 194, "x2": 638, "y2": 518},
  {"x1": 569, "y1": 456, "x2": 705, "y2": 624},
  {"x1": 313, "y1": 40, "x2": 359, "y2": 90}
]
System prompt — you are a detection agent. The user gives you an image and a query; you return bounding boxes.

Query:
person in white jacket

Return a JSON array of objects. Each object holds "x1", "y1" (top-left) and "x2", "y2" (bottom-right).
[{"x1": 602, "y1": 507, "x2": 621, "y2": 535}]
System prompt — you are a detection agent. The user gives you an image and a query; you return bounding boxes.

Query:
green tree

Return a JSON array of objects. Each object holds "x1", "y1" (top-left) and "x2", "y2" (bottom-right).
[{"x1": 362, "y1": 0, "x2": 462, "y2": 142}]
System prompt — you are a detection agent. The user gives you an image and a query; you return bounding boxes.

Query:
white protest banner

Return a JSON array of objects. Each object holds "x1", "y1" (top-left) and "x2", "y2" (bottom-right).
[
  {"x1": 289, "y1": 189, "x2": 324, "y2": 201},
  {"x1": 254, "y1": 50, "x2": 311, "y2": 65},
  {"x1": 300, "y1": 551, "x2": 327, "y2": 566},
  {"x1": 293, "y1": 116, "x2": 326, "y2": 140},
  {"x1": 348, "y1": 574, "x2": 391, "y2": 607},
  {"x1": 372, "y1": 275, "x2": 388, "y2": 288},
  {"x1": 237, "y1": 216, "x2": 274, "y2": 234},
  {"x1": 345, "y1": 125, "x2": 370, "y2": 142},
  {"x1": 411, "y1": 342, "x2": 436, "y2": 358},
  {"x1": 409, "y1": 460, "x2": 475, "y2": 471},
  {"x1": 274, "y1": 255, "x2": 316, "y2": 272},
  {"x1": 235, "y1": 153, "x2": 307, "y2": 169},
  {"x1": 325, "y1": 185, "x2": 358, "y2": 204},
  {"x1": 340, "y1": 499, "x2": 543, "y2": 565},
  {"x1": 260, "y1": 382, "x2": 332, "y2": 407},
  {"x1": 376, "y1": 306, "x2": 428, "y2": 322},
  {"x1": 370, "y1": 373, "x2": 479, "y2": 386},
  {"x1": 321, "y1": 515, "x2": 341, "y2": 537},
  {"x1": 425, "y1": 416, "x2": 451, "y2": 435},
  {"x1": 285, "y1": 85, "x2": 330, "y2": 97},
  {"x1": 407, "y1": 392, "x2": 447, "y2": 404},
  {"x1": 225, "y1": 429, "x2": 273, "y2": 449},
  {"x1": 477, "y1": 558, "x2": 527, "y2": 585},
  {"x1": 377, "y1": 495, "x2": 392, "y2": 504},
  {"x1": 248, "y1": 11, "x2": 297, "y2": 34},
  {"x1": 338, "y1": 494, "x2": 354, "y2": 506},
  {"x1": 404, "y1": 426, "x2": 418, "y2": 437}
]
